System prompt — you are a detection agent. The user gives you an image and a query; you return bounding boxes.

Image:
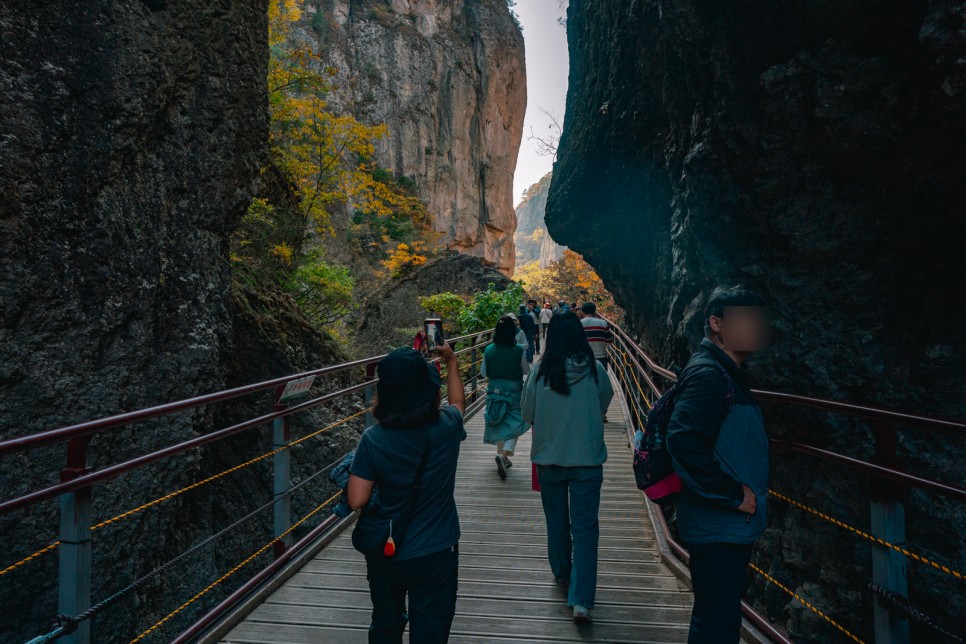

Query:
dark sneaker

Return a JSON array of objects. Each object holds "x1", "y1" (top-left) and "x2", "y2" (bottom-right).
[
  {"x1": 573, "y1": 605, "x2": 592, "y2": 625},
  {"x1": 495, "y1": 455, "x2": 507, "y2": 480}
]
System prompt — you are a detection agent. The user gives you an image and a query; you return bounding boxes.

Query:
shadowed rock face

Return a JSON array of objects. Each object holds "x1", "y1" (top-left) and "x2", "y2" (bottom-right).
[
  {"x1": 301, "y1": 0, "x2": 526, "y2": 274},
  {"x1": 547, "y1": 1, "x2": 965, "y2": 640},
  {"x1": 0, "y1": 3, "x2": 279, "y2": 641}
]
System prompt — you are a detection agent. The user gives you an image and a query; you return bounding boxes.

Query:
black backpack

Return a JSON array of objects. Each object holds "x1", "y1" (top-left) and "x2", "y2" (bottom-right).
[{"x1": 632, "y1": 356, "x2": 734, "y2": 505}]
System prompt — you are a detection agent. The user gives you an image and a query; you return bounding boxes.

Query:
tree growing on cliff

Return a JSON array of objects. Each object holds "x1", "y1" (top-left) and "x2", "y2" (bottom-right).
[
  {"x1": 234, "y1": 0, "x2": 441, "y2": 331},
  {"x1": 286, "y1": 251, "x2": 355, "y2": 325},
  {"x1": 516, "y1": 251, "x2": 621, "y2": 321},
  {"x1": 458, "y1": 282, "x2": 526, "y2": 332}
]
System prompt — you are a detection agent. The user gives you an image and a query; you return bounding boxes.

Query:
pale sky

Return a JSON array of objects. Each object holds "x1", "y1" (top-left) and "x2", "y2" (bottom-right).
[{"x1": 513, "y1": 1, "x2": 569, "y2": 205}]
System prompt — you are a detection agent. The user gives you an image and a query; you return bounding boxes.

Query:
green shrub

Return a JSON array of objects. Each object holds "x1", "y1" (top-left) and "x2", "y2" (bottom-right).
[
  {"x1": 285, "y1": 251, "x2": 355, "y2": 325},
  {"x1": 458, "y1": 282, "x2": 525, "y2": 332}
]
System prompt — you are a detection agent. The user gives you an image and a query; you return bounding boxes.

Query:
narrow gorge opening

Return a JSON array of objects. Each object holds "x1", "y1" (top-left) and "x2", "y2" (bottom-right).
[{"x1": 511, "y1": 1, "x2": 621, "y2": 321}]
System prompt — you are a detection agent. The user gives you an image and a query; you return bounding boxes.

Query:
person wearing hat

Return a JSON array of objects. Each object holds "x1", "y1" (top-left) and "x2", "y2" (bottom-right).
[{"x1": 348, "y1": 343, "x2": 466, "y2": 643}]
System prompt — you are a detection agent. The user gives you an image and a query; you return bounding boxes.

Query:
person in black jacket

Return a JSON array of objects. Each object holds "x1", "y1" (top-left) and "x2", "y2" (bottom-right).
[
  {"x1": 666, "y1": 285, "x2": 770, "y2": 644},
  {"x1": 518, "y1": 304, "x2": 537, "y2": 364}
]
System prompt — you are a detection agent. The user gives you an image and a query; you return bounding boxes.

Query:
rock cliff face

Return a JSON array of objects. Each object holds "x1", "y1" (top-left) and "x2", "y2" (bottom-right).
[
  {"x1": 301, "y1": 0, "x2": 526, "y2": 274},
  {"x1": 547, "y1": 1, "x2": 966, "y2": 640},
  {"x1": 0, "y1": 4, "x2": 364, "y2": 643},
  {"x1": 513, "y1": 172, "x2": 566, "y2": 269}
]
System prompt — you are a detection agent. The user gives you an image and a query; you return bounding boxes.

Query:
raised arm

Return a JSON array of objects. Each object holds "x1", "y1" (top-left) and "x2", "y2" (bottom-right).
[{"x1": 436, "y1": 341, "x2": 465, "y2": 414}]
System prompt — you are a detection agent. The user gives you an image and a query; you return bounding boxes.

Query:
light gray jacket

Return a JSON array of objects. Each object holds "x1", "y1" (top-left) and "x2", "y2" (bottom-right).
[{"x1": 523, "y1": 358, "x2": 613, "y2": 466}]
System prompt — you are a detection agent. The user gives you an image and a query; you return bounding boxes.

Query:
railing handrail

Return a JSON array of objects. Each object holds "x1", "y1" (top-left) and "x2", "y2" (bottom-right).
[
  {"x1": 0, "y1": 381, "x2": 373, "y2": 516},
  {"x1": 4, "y1": 330, "x2": 496, "y2": 644},
  {"x1": 608, "y1": 320, "x2": 966, "y2": 436},
  {"x1": 0, "y1": 330, "x2": 486, "y2": 458},
  {"x1": 0, "y1": 331, "x2": 493, "y2": 518}
]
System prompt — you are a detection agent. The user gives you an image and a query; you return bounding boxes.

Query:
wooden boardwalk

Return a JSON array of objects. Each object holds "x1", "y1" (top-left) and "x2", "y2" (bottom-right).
[{"x1": 220, "y1": 380, "x2": 693, "y2": 643}]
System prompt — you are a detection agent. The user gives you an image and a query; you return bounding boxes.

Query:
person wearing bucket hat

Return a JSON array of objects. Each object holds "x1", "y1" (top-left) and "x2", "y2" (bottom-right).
[
  {"x1": 348, "y1": 343, "x2": 467, "y2": 643},
  {"x1": 375, "y1": 347, "x2": 442, "y2": 414}
]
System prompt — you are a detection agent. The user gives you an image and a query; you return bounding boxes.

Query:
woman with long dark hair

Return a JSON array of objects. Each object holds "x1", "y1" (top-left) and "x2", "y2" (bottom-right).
[
  {"x1": 482, "y1": 315, "x2": 530, "y2": 478},
  {"x1": 348, "y1": 343, "x2": 467, "y2": 643},
  {"x1": 522, "y1": 310, "x2": 613, "y2": 625}
]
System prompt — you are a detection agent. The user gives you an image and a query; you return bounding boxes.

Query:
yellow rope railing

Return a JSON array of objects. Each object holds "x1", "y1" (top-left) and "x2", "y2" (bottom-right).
[
  {"x1": 769, "y1": 489, "x2": 964, "y2": 581},
  {"x1": 129, "y1": 490, "x2": 342, "y2": 643},
  {"x1": 748, "y1": 563, "x2": 865, "y2": 643},
  {"x1": 0, "y1": 409, "x2": 366, "y2": 577}
]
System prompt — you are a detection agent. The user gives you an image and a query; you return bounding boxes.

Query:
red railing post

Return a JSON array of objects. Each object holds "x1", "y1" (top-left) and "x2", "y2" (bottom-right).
[
  {"x1": 870, "y1": 421, "x2": 910, "y2": 644},
  {"x1": 58, "y1": 435, "x2": 92, "y2": 644}
]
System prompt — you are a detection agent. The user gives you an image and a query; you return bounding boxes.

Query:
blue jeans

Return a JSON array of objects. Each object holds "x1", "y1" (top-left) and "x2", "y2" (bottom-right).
[
  {"x1": 365, "y1": 544, "x2": 459, "y2": 643},
  {"x1": 684, "y1": 542, "x2": 753, "y2": 643},
  {"x1": 536, "y1": 464, "x2": 603, "y2": 608},
  {"x1": 525, "y1": 336, "x2": 535, "y2": 363}
]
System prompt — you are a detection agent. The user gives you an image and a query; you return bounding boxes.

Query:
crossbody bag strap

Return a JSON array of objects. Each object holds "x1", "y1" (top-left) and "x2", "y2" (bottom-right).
[
  {"x1": 392, "y1": 422, "x2": 439, "y2": 539},
  {"x1": 406, "y1": 423, "x2": 437, "y2": 510}
]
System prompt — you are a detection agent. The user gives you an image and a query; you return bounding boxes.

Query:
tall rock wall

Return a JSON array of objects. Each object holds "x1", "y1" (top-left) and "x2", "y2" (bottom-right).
[
  {"x1": 300, "y1": 0, "x2": 526, "y2": 274},
  {"x1": 0, "y1": 3, "x2": 289, "y2": 641},
  {"x1": 547, "y1": 1, "x2": 966, "y2": 641},
  {"x1": 513, "y1": 172, "x2": 566, "y2": 269}
]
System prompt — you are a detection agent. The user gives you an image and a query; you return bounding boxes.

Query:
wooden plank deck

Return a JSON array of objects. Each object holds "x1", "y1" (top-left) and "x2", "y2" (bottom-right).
[{"x1": 221, "y1": 377, "x2": 693, "y2": 643}]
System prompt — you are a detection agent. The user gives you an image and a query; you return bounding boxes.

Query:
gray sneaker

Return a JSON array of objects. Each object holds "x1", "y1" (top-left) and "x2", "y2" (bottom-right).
[{"x1": 573, "y1": 605, "x2": 592, "y2": 625}]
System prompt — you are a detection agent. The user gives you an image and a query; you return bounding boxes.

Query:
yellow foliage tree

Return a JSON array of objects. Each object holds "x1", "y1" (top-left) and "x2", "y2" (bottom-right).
[
  {"x1": 383, "y1": 241, "x2": 430, "y2": 277},
  {"x1": 267, "y1": 0, "x2": 397, "y2": 235},
  {"x1": 265, "y1": 0, "x2": 440, "y2": 279},
  {"x1": 515, "y1": 251, "x2": 622, "y2": 320}
]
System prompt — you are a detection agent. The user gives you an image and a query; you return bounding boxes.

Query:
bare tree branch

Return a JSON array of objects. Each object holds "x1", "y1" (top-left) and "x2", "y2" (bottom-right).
[{"x1": 527, "y1": 107, "x2": 563, "y2": 160}]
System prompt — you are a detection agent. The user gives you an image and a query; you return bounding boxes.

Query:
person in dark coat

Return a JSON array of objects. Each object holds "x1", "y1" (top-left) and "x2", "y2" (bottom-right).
[
  {"x1": 518, "y1": 304, "x2": 537, "y2": 364},
  {"x1": 666, "y1": 285, "x2": 770, "y2": 644}
]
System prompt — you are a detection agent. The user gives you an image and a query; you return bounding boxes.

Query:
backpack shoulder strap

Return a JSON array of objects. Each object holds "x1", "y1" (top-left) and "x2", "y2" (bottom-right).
[{"x1": 676, "y1": 355, "x2": 736, "y2": 440}]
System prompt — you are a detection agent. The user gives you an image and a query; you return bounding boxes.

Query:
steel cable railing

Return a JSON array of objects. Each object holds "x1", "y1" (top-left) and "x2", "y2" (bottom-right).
[
  {"x1": 7, "y1": 331, "x2": 494, "y2": 643},
  {"x1": 605, "y1": 320, "x2": 965, "y2": 643}
]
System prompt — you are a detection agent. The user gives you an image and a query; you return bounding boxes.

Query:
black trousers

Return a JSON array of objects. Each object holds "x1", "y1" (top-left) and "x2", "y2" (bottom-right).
[
  {"x1": 685, "y1": 542, "x2": 753, "y2": 644},
  {"x1": 365, "y1": 544, "x2": 459, "y2": 643}
]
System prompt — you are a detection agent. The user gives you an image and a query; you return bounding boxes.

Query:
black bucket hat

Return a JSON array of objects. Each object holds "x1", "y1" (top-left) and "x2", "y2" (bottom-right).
[{"x1": 376, "y1": 348, "x2": 441, "y2": 413}]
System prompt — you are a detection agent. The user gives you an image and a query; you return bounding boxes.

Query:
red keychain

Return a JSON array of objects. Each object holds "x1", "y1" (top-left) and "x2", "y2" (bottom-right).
[{"x1": 384, "y1": 521, "x2": 397, "y2": 557}]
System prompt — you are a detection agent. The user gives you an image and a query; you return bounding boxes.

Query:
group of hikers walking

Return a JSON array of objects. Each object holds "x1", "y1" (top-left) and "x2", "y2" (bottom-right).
[{"x1": 345, "y1": 285, "x2": 771, "y2": 643}]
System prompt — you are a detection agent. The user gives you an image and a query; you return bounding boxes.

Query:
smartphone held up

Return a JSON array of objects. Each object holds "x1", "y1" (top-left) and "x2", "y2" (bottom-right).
[{"x1": 424, "y1": 318, "x2": 445, "y2": 352}]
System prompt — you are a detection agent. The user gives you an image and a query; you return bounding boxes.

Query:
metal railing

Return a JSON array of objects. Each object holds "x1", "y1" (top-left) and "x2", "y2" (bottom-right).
[
  {"x1": 2, "y1": 330, "x2": 492, "y2": 644},
  {"x1": 606, "y1": 320, "x2": 965, "y2": 643}
]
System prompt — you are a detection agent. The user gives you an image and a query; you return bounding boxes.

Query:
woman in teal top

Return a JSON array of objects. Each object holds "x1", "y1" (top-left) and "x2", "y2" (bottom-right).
[{"x1": 482, "y1": 315, "x2": 530, "y2": 479}]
